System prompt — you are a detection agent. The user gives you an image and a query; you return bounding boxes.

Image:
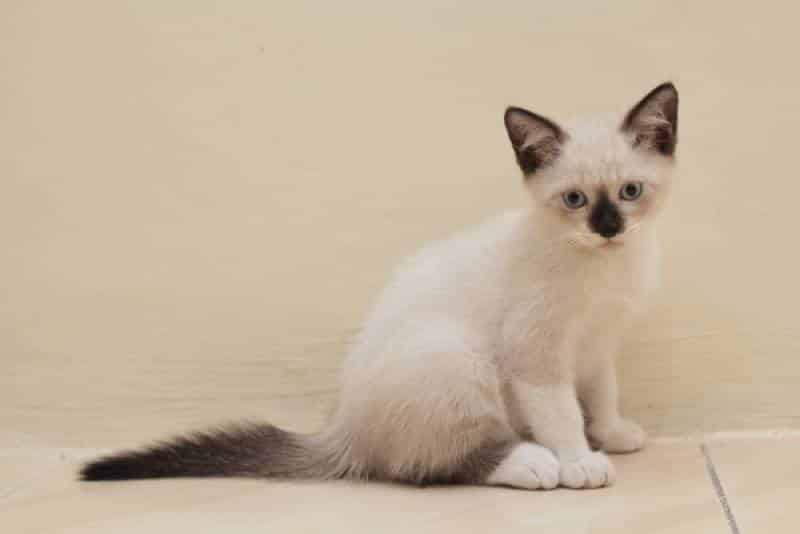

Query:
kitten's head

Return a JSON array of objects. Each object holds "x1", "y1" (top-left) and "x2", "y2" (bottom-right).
[{"x1": 505, "y1": 83, "x2": 678, "y2": 250}]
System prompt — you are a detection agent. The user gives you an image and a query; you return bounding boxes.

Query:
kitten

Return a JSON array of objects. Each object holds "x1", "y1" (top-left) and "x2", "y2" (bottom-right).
[{"x1": 82, "y1": 83, "x2": 678, "y2": 490}]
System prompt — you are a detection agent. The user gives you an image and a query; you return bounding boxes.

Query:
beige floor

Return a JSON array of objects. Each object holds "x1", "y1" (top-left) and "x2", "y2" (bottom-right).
[
  {"x1": 3, "y1": 0, "x2": 800, "y2": 532},
  {"x1": 706, "y1": 436, "x2": 800, "y2": 533},
  {"x1": 4, "y1": 433, "x2": 798, "y2": 533}
]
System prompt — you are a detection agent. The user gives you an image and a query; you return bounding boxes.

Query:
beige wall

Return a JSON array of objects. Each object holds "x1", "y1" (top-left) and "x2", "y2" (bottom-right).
[{"x1": 3, "y1": 1, "x2": 799, "y2": 448}]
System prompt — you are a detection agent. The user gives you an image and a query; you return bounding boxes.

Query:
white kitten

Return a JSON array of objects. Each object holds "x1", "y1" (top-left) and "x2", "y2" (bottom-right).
[{"x1": 82, "y1": 83, "x2": 678, "y2": 490}]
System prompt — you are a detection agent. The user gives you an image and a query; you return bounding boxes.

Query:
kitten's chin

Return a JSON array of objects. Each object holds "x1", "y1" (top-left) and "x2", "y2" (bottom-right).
[
  {"x1": 600, "y1": 240, "x2": 624, "y2": 249},
  {"x1": 569, "y1": 234, "x2": 627, "y2": 251},
  {"x1": 605, "y1": 235, "x2": 628, "y2": 247},
  {"x1": 594, "y1": 240, "x2": 624, "y2": 251}
]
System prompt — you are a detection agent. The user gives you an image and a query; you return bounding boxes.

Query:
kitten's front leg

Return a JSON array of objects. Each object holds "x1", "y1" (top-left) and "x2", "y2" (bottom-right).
[
  {"x1": 512, "y1": 380, "x2": 614, "y2": 489},
  {"x1": 580, "y1": 356, "x2": 646, "y2": 454}
]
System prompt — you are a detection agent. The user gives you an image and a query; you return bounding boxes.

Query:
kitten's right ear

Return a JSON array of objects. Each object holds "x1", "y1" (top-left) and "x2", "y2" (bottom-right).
[
  {"x1": 504, "y1": 107, "x2": 566, "y2": 177},
  {"x1": 621, "y1": 82, "x2": 679, "y2": 156}
]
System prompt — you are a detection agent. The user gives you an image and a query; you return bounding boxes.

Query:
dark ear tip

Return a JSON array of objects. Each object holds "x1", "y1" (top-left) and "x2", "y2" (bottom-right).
[
  {"x1": 654, "y1": 81, "x2": 678, "y2": 98},
  {"x1": 504, "y1": 106, "x2": 525, "y2": 125}
]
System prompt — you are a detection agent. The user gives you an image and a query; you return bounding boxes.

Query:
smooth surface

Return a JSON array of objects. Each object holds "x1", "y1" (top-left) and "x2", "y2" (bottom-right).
[
  {"x1": 3, "y1": 0, "x2": 799, "y2": 453},
  {"x1": 1, "y1": 439, "x2": 729, "y2": 534},
  {"x1": 708, "y1": 437, "x2": 800, "y2": 533}
]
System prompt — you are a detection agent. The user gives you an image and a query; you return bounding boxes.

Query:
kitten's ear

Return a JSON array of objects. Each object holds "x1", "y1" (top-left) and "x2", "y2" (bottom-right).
[
  {"x1": 504, "y1": 107, "x2": 566, "y2": 177},
  {"x1": 621, "y1": 82, "x2": 679, "y2": 156}
]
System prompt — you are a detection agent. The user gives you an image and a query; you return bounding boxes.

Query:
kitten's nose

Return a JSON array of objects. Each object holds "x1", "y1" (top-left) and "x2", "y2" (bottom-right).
[
  {"x1": 589, "y1": 194, "x2": 624, "y2": 238},
  {"x1": 594, "y1": 214, "x2": 622, "y2": 238}
]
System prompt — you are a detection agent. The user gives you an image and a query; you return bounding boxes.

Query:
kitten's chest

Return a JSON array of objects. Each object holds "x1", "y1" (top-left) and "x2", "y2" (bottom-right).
[
  {"x1": 555, "y1": 245, "x2": 657, "y2": 321},
  {"x1": 498, "y1": 237, "x2": 660, "y2": 355}
]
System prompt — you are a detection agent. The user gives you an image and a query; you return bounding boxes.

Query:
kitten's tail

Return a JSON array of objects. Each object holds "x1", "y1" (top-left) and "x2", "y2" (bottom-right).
[{"x1": 80, "y1": 422, "x2": 345, "y2": 481}]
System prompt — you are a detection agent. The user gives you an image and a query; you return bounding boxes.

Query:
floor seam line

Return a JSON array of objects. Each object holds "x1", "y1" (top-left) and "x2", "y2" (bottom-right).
[{"x1": 700, "y1": 443, "x2": 741, "y2": 534}]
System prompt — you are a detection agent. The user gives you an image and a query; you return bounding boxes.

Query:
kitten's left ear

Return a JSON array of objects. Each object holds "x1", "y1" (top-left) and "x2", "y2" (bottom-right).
[
  {"x1": 504, "y1": 107, "x2": 566, "y2": 177},
  {"x1": 621, "y1": 82, "x2": 679, "y2": 156}
]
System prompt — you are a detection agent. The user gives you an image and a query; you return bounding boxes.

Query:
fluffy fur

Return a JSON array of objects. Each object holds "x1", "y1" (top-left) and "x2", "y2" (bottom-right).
[{"x1": 82, "y1": 83, "x2": 679, "y2": 490}]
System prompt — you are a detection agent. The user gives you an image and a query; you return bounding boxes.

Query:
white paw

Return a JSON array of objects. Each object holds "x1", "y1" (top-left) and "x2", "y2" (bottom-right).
[
  {"x1": 559, "y1": 451, "x2": 615, "y2": 489},
  {"x1": 588, "y1": 418, "x2": 647, "y2": 454},
  {"x1": 486, "y1": 443, "x2": 560, "y2": 490}
]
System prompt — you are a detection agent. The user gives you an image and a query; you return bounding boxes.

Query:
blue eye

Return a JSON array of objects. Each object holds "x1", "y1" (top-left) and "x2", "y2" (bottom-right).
[
  {"x1": 620, "y1": 182, "x2": 643, "y2": 201},
  {"x1": 562, "y1": 190, "x2": 587, "y2": 209}
]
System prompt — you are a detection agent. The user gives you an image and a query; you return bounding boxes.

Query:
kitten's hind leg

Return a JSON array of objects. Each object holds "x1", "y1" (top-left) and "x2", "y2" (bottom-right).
[{"x1": 451, "y1": 440, "x2": 560, "y2": 490}]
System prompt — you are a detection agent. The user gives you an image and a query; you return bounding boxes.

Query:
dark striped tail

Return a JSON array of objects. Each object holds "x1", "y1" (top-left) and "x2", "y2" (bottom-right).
[{"x1": 80, "y1": 423, "x2": 330, "y2": 481}]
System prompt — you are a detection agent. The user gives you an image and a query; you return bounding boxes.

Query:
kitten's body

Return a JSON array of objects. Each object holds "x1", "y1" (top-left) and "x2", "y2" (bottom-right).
[
  {"x1": 328, "y1": 207, "x2": 658, "y2": 484},
  {"x1": 82, "y1": 84, "x2": 678, "y2": 490}
]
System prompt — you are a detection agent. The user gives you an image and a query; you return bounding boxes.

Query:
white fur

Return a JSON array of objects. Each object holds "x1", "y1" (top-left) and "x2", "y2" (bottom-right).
[
  {"x1": 486, "y1": 443, "x2": 560, "y2": 489},
  {"x1": 319, "y1": 96, "x2": 675, "y2": 489}
]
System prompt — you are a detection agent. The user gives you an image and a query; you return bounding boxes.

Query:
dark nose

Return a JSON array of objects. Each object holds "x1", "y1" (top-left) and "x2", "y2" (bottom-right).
[{"x1": 589, "y1": 194, "x2": 624, "y2": 238}]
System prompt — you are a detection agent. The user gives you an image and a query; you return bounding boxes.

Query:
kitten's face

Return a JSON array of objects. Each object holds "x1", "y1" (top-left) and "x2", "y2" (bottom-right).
[{"x1": 505, "y1": 83, "x2": 678, "y2": 250}]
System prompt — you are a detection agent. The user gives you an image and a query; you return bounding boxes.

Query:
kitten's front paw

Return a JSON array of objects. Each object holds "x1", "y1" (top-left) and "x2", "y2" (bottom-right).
[
  {"x1": 486, "y1": 443, "x2": 560, "y2": 490},
  {"x1": 559, "y1": 451, "x2": 615, "y2": 489},
  {"x1": 588, "y1": 418, "x2": 646, "y2": 454}
]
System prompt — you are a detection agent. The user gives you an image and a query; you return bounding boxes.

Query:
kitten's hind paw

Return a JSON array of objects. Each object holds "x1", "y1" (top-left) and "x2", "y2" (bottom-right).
[
  {"x1": 559, "y1": 451, "x2": 615, "y2": 489},
  {"x1": 588, "y1": 418, "x2": 647, "y2": 454}
]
